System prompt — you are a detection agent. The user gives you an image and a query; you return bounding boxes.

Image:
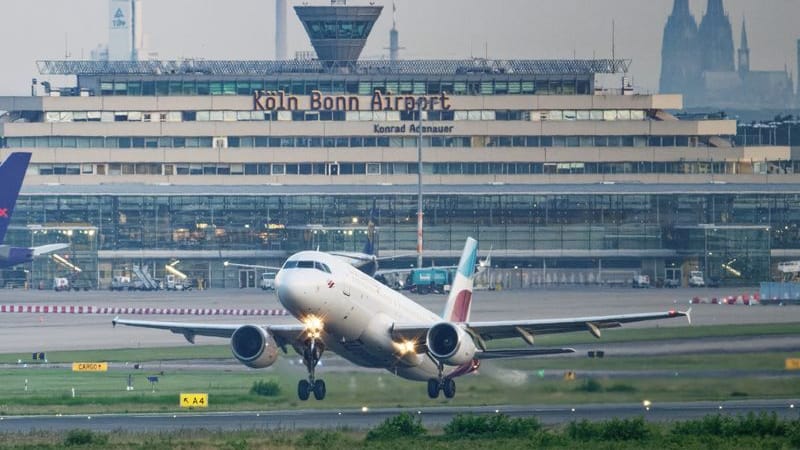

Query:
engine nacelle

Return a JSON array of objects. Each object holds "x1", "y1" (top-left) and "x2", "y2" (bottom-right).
[
  {"x1": 230, "y1": 325, "x2": 279, "y2": 369},
  {"x1": 427, "y1": 322, "x2": 477, "y2": 366}
]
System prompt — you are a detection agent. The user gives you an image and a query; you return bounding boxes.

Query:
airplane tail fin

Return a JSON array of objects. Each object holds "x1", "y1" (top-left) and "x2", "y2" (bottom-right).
[
  {"x1": 0, "y1": 153, "x2": 32, "y2": 243},
  {"x1": 442, "y1": 237, "x2": 478, "y2": 323}
]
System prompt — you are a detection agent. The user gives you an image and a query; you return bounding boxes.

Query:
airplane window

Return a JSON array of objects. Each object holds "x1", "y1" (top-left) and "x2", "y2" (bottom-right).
[
  {"x1": 315, "y1": 262, "x2": 331, "y2": 273},
  {"x1": 297, "y1": 261, "x2": 315, "y2": 269},
  {"x1": 282, "y1": 261, "x2": 299, "y2": 269}
]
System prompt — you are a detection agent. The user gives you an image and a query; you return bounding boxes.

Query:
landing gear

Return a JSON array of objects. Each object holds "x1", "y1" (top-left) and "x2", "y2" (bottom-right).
[
  {"x1": 298, "y1": 379, "x2": 311, "y2": 401},
  {"x1": 297, "y1": 338, "x2": 326, "y2": 401},
  {"x1": 312, "y1": 379, "x2": 326, "y2": 400},
  {"x1": 427, "y1": 379, "x2": 440, "y2": 399},
  {"x1": 442, "y1": 378, "x2": 456, "y2": 398},
  {"x1": 427, "y1": 377, "x2": 456, "y2": 399},
  {"x1": 426, "y1": 358, "x2": 457, "y2": 399},
  {"x1": 297, "y1": 379, "x2": 326, "y2": 401}
]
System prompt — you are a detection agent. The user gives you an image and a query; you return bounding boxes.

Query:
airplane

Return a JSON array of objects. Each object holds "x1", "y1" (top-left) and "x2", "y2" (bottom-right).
[
  {"x1": 113, "y1": 237, "x2": 690, "y2": 401},
  {"x1": 0, "y1": 152, "x2": 70, "y2": 268}
]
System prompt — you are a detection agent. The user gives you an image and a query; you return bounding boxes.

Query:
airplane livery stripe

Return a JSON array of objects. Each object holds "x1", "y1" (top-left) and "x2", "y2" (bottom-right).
[{"x1": 449, "y1": 290, "x2": 472, "y2": 322}]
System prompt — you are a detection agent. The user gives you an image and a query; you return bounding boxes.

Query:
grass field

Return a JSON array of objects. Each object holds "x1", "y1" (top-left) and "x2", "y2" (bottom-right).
[
  {"x1": 0, "y1": 322, "x2": 797, "y2": 415},
  {"x1": 0, "y1": 412, "x2": 798, "y2": 449}
]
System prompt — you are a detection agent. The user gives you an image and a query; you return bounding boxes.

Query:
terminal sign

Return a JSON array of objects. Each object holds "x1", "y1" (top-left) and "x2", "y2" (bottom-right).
[
  {"x1": 72, "y1": 362, "x2": 108, "y2": 372},
  {"x1": 180, "y1": 393, "x2": 208, "y2": 408},
  {"x1": 254, "y1": 90, "x2": 452, "y2": 112}
]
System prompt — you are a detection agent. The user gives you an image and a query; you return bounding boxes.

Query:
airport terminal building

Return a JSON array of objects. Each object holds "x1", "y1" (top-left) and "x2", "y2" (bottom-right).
[{"x1": 1, "y1": 4, "x2": 798, "y2": 288}]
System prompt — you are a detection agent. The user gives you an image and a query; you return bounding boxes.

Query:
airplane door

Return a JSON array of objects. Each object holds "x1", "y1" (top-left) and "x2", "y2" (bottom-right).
[{"x1": 328, "y1": 163, "x2": 339, "y2": 176}]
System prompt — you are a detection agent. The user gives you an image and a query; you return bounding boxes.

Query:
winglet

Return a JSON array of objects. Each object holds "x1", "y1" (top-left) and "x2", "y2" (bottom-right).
[
  {"x1": 112, "y1": 316, "x2": 119, "y2": 327},
  {"x1": 684, "y1": 307, "x2": 692, "y2": 325}
]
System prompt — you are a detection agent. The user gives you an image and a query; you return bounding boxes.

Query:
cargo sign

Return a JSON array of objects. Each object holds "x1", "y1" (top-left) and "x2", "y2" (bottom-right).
[
  {"x1": 180, "y1": 393, "x2": 208, "y2": 408},
  {"x1": 785, "y1": 358, "x2": 800, "y2": 370},
  {"x1": 72, "y1": 362, "x2": 108, "y2": 372}
]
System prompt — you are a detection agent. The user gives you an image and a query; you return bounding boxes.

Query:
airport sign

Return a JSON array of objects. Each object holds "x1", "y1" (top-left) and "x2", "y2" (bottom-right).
[
  {"x1": 180, "y1": 393, "x2": 208, "y2": 408},
  {"x1": 72, "y1": 362, "x2": 108, "y2": 372}
]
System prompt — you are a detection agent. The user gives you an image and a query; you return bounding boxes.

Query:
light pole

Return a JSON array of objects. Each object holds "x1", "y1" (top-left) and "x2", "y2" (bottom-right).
[{"x1": 416, "y1": 99, "x2": 424, "y2": 269}]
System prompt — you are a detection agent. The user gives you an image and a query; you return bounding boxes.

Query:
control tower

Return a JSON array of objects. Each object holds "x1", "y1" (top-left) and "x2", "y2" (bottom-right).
[{"x1": 294, "y1": 1, "x2": 382, "y2": 66}]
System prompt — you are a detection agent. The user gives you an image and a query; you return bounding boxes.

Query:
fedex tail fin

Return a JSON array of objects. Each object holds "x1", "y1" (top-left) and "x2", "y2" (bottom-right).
[
  {"x1": 0, "y1": 153, "x2": 32, "y2": 243},
  {"x1": 442, "y1": 237, "x2": 478, "y2": 322}
]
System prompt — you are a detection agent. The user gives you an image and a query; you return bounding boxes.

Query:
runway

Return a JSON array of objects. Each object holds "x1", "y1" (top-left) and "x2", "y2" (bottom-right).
[
  {"x1": 0, "y1": 287, "x2": 797, "y2": 353},
  {"x1": 0, "y1": 400, "x2": 797, "y2": 433}
]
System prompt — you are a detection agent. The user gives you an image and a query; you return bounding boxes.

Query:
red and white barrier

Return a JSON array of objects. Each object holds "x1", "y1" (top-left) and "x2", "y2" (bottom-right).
[
  {"x1": 689, "y1": 293, "x2": 760, "y2": 306},
  {"x1": 0, "y1": 305, "x2": 288, "y2": 316}
]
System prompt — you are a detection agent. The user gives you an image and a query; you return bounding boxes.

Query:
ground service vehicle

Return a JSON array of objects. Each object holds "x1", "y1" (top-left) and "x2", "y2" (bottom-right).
[{"x1": 689, "y1": 271, "x2": 706, "y2": 287}]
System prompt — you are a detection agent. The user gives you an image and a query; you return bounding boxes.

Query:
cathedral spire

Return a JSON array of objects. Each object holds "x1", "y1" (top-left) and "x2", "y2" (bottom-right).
[
  {"x1": 707, "y1": 0, "x2": 725, "y2": 16},
  {"x1": 740, "y1": 17, "x2": 749, "y2": 50},
  {"x1": 698, "y1": 0, "x2": 735, "y2": 72},
  {"x1": 672, "y1": 0, "x2": 690, "y2": 15},
  {"x1": 738, "y1": 17, "x2": 750, "y2": 75}
]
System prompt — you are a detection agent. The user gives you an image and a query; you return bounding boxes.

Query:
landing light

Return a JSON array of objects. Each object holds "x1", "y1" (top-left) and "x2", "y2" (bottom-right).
[
  {"x1": 394, "y1": 340, "x2": 417, "y2": 355},
  {"x1": 303, "y1": 315, "x2": 324, "y2": 339},
  {"x1": 643, "y1": 400, "x2": 652, "y2": 408}
]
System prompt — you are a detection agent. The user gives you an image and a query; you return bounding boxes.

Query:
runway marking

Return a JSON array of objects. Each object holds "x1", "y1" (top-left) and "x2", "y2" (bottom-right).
[{"x1": 0, "y1": 305, "x2": 288, "y2": 316}]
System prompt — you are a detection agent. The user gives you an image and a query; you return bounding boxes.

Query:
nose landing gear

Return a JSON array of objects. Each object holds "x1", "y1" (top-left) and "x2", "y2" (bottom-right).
[{"x1": 298, "y1": 338, "x2": 326, "y2": 401}]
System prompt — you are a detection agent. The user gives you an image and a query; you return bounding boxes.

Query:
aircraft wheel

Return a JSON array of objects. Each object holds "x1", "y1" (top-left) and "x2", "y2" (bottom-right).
[
  {"x1": 443, "y1": 378, "x2": 456, "y2": 399},
  {"x1": 427, "y1": 379, "x2": 440, "y2": 399},
  {"x1": 313, "y1": 379, "x2": 326, "y2": 400},
  {"x1": 298, "y1": 379, "x2": 311, "y2": 401}
]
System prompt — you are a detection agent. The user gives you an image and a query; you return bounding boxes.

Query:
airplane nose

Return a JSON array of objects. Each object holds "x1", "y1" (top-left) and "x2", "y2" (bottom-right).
[{"x1": 276, "y1": 270, "x2": 311, "y2": 313}]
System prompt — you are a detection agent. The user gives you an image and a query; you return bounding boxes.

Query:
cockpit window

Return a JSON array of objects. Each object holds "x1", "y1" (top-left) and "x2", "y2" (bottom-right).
[
  {"x1": 315, "y1": 262, "x2": 331, "y2": 273},
  {"x1": 283, "y1": 260, "x2": 331, "y2": 273}
]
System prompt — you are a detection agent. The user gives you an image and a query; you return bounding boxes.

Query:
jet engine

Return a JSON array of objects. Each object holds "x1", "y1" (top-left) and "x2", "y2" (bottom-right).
[
  {"x1": 426, "y1": 322, "x2": 477, "y2": 366},
  {"x1": 230, "y1": 325, "x2": 279, "y2": 369}
]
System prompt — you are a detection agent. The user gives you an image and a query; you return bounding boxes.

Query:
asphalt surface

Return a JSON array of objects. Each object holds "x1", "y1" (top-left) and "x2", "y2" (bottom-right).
[
  {"x1": 0, "y1": 286, "x2": 797, "y2": 352},
  {"x1": 0, "y1": 400, "x2": 798, "y2": 433}
]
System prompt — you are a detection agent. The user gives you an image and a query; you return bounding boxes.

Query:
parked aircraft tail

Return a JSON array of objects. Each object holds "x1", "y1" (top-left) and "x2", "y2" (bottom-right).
[
  {"x1": 442, "y1": 237, "x2": 478, "y2": 322},
  {"x1": 0, "y1": 152, "x2": 32, "y2": 243}
]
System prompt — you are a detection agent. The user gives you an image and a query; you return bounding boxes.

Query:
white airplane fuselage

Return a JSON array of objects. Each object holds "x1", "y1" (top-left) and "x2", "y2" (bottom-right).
[{"x1": 275, "y1": 251, "x2": 460, "y2": 381}]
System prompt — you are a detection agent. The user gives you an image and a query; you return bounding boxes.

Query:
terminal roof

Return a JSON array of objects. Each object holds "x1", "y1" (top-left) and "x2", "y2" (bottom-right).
[
  {"x1": 36, "y1": 59, "x2": 631, "y2": 76},
  {"x1": 19, "y1": 183, "x2": 800, "y2": 197}
]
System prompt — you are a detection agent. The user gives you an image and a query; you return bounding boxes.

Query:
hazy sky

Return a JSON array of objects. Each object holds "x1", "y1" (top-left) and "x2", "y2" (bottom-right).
[{"x1": 0, "y1": 0, "x2": 797, "y2": 95}]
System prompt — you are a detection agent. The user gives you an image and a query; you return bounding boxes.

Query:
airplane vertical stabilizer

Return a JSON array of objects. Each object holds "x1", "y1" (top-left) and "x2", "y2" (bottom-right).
[
  {"x1": 442, "y1": 237, "x2": 478, "y2": 322},
  {"x1": 0, "y1": 152, "x2": 32, "y2": 243}
]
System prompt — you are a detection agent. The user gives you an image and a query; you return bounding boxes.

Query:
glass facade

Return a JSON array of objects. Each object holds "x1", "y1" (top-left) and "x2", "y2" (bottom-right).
[
  {"x1": 2, "y1": 191, "x2": 793, "y2": 287},
  {"x1": 88, "y1": 76, "x2": 593, "y2": 97}
]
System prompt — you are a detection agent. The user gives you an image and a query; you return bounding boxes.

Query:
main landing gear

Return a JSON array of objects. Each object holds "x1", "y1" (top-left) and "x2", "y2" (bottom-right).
[
  {"x1": 297, "y1": 338, "x2": 326, "y2": 401},
  {"x1": 427, "y1": 360, "x2": 456, "y2": 399}
]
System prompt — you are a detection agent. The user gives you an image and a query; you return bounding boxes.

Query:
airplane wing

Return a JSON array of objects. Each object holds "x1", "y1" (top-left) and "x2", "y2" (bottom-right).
[
  {"x1": 112, "y1": 317, "x2": 305, "y2": 349},
  {"x1": 32, "y1": 243, "x2": 70, "y2": 256},
  {"x1": 392, "y1": 309, "x2": 690, "y2": 348},
  {"x1": 476, "y1": 347, "x2": 575, "y2": 359},
  {"x1": 222, "y1": 261, "x2": 282, "y2": 271}
]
